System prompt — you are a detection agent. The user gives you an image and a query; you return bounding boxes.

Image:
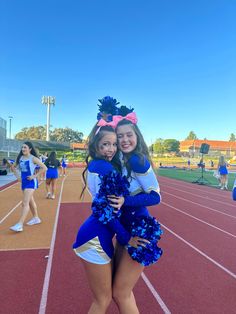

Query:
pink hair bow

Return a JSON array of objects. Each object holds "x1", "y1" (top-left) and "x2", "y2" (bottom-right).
[
  {"x1": 97, "y1": 119, "x2": 117, "y2": 128},
  {"x1": 95, "y1": 112, "x2": 138, "y2": 135},
  {"x1": 112, "y1": 112, "x2": 138, "y2": 127}
]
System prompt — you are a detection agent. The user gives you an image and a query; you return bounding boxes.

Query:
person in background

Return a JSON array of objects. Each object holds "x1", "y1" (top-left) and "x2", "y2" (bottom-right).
[
  {"x1": 44, "y1": 151, "x2": 61, "y2": 199},
  {"x1": 60, "y1": 154, "x2": 67, "y2": 176},
  {"x1": 232, "y1": 178, "x2": 236, "y2": 201},
  {"x1": 9, "y1": 141, "x2": 47, "y2": 232},
  {"x1": 217, "y1": 155, "x2": 228, "y2": 190}
]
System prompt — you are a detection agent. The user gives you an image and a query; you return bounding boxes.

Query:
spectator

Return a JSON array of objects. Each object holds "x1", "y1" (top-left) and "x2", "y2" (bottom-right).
[{"x1": 217, "y1": 155, "x2": 228, "y2": 190}]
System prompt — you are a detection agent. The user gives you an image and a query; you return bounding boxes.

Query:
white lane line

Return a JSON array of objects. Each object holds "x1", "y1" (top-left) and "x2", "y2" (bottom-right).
[
  {"x1": 0, "y1": 181, "x2": 44, "y2": 224},
  {"x1": 0, "y1": 181, "x2": 18, "y2": 192},
  {"x1": 0, "y1": 247, "x2": 49, "y2": 252},
  {"x1": 160, "y1": 179, "x2": 231, "y2": 200},
  {"x1": 141, "y1": 272, "x2": 171, "y2": 314},
  {"x1": 161, "y1": 184, "x2": 235, "y2": 207},
  {"x1": 0, "y1": 201, "x2": 22, "y2": 224},
  {"x1": 162, "y1": 191, "x2": 236, "y2": 219},
  {"x1": 162, "y1": 201, "x2": 236, "y2": 238},
  {"x1": 162, "y1": 224, "x2": 236, "y2": 280},
  {"x1": 39, "y1": 175, "x2": 66, "y2": 314}
]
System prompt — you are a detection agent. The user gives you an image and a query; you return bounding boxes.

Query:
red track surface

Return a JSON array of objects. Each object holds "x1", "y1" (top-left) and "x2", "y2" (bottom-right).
[{"x1": 1, "y1": 176, "x2": 236, "y2": 313}]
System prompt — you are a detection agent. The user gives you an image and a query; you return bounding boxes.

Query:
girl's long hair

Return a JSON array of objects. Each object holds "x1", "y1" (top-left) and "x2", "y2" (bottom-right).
[
  {"x1": 80, "y1": 125, "x2": 121, "y2": 198},
  {"x1": 116, "y1": 119, "x2": 152, "y2": 177},
  {"x1": 16, "y1": 141, "x2": 38, "y2": 165},
  {"x1": 47, "y1": 151, "x2": 57, "y2": 163}
]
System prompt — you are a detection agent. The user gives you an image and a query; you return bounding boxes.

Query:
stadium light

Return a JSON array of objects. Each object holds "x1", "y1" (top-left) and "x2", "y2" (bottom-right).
[
  {"x1": 8, "y1": 116, "x2": 13, "y2": 139},
  {"x1": 42, "y1": 96, "x2": 56, "y2": 141}
]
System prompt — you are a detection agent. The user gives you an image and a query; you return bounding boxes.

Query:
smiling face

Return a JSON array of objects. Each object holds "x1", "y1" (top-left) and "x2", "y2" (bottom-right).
[
  {"x1": 21, "y1": 143, "x2": 31, "y2": 156},
  {"x1": 116, "y1": 124, "x2": 137, "y2": 154},
  {"x1": 97, "y1": 131, "x2": 117, "y2": 161}
]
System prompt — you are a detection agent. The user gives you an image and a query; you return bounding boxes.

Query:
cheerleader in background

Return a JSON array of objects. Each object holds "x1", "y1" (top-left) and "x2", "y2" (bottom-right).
[
  {"x1": 60, "y1": 154, "x2": 67, "y2": 176},
  {"x1": 233, "y1": 178, "x2": 236, "y2": 201},
  {"x1": 44, "y1": 151, "x2": 61, "y2": 199},
  {"x1": 9, "y1": 141, "x2": 47, "y2": 232}
]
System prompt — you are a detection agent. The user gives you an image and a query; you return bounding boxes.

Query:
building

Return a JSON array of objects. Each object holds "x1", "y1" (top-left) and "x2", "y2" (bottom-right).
[
  {"x1": 71, "y1": 142, "x2": 87, "y2": 151},
  {"x1": 180, "y1": 139, "x2": 236, "y2": 157}
]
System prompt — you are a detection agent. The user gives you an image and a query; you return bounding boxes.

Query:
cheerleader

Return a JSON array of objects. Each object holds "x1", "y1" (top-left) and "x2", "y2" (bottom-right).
[
  {"x1": 73, "y1": 123, "x2": 148, "y2": 313},
  {"x1": 60, "y1": 154, "x2": 67, "y2": 176},
  {"x1": 44, "y1": 151, "x2": 61, "y2": 199},
  {"x1": 233, "y1": 178, "x2": 236, "y2": 201},
  {"x1": 9, "y1": 141, "x2": 47, "y2": 232},
  {"x1": 109, "y1": 111, "x2": 162, "y2": 313}
]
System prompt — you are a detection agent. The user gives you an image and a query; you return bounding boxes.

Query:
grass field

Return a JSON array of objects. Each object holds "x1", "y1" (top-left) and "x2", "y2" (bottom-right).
[{"x1": 156, "y1": 167, "x2": 236, "y2": 190}]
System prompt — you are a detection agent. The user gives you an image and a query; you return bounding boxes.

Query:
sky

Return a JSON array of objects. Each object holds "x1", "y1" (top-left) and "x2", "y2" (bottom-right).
[{"x1": 1, "y1": 0, "x2": 235, "y2": 145}]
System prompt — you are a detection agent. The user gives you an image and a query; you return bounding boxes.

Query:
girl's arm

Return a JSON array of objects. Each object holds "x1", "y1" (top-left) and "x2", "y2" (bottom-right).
[
  {"x1": 28, "y1": 157, "x2": 47, "y2": 180},
  {"x1": 10, "y1": 163, "x2": 21, "y2": 181}
]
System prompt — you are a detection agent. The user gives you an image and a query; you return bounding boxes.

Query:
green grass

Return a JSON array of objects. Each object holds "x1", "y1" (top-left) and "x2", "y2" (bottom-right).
[{"x1": 156, "y1": 167, "x2": 235, "y2": 190}]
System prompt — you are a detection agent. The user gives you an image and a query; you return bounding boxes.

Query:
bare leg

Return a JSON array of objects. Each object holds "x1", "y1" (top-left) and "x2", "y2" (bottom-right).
[
  {"x1": 81, "y1": 259, "x2": 112, "y2": 314},
  {"x1": 46, "y1": 179, "x2": 51, "y2": 197},
  {"x1": 113, "y1": 244, "x2": 144, "y2": 314},
  {"x1": 51, "y1": 178, "x2": 57, "y2": 198},
  {"x1": 29, "y1": 195, "x2": 39, "y2": 218},
  {"x1": 18, "y1": 189, "x2": 35, "y2": 224}
]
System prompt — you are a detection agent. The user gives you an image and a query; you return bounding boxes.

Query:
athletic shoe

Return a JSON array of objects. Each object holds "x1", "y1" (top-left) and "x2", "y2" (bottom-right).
[
  {"x1": 26, "y1": 217, "x2": 42, "y2": 226},
  {"x1": 46, "y1": 192, "x2": 51, "y2": 199},
  {"x1": 10, "y1": 223, "x2": 23, "y2": 232},
  {"x1": 51, "y1": 195, "x2": 55, "y2": 199}
]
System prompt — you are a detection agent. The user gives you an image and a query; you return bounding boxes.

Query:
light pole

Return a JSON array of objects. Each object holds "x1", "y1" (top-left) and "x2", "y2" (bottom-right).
[
  {"x1": 42, "y1": 96, "x2": 56, "y2": 141},
  {"x1": 8, "y1": 116, "x2": 13, "y2": 139}
]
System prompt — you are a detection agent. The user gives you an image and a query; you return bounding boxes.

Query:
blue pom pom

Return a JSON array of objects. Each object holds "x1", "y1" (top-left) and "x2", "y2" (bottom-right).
[
  {"x1": 92, "y1": 170, "x2": 130, "y2": 224},
  {"x1": 127, "y1": 215, "x2": 163, "y2": 266}
]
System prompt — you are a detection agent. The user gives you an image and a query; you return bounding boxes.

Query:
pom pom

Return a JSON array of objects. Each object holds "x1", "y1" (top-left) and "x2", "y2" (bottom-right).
[
  {"x1": 127, "y1": 215, "x2": 163, "y2": 266},
  {"x1": 97, "y1": 96, "x2": 119, "y2": 118},
  {"x1": 92, "y1": 170, "x2": 130, "y2": 224},
  {"x1": 118, "y1": 105, "x2": 134, "y2": 117}
]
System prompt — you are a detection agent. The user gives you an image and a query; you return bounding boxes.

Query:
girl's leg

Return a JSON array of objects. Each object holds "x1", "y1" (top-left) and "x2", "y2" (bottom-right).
[
  {"x1": 113, "y1": 244, "x2": 144, "y2": 314},
  {"x1": 81, "y1": 260, "x2": 112, "y2": 314},
  {"x1": 46, "y1": 179, "x2": 51, "y2": 197},
  {"x1": 51, "y1": 179, "x2": 57, "y2": 199},
  {"x1": 29, "y1": 195, "x2": 40, "y2": 218},
  {"x1": 19, "y1": 189, "x2": 35, "y2": 224}
]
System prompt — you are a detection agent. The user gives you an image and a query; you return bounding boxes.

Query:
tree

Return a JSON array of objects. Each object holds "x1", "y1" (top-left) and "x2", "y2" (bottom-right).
[
  {"x1": 185, "y1": 131, "x2": 197, "y2": 140},
  {"x1": 229, "y1": 133, "x2": 236, "y2": 142},
  {"x1": 153, "y1": 138, "x2": 164, "y2": 154},
  {"x1": 15, "y1": 126, "x2": 46, "y2": 140},
  {"x1": 50, "y1": 127, "x2": 83, "y2": 143},
  {"x1": 15, "y1": 126, "x2": 83, "y2": 142},
  {"x1": 163, "y1": 139, "x2": 180, "y2": 153}
]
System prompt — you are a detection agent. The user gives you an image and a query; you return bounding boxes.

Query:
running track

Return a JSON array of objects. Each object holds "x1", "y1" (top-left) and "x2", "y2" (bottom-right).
[{"x1": 0, "y1": 169, "x2": 235, "y2": 313}]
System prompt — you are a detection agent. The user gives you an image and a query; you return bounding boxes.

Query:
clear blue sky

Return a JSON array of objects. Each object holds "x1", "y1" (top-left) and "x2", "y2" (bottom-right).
[{"x1": 1, "y1": 0, "x2": 235, "y2": 144}]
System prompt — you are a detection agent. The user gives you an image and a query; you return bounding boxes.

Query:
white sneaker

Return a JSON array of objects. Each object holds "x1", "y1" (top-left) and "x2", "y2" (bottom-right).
[
  {"x1": 10, "y1": 223, "x2": 23, "y2": 232},
  {"x1": 46, "y1": 192, "x2": 51, "y2": 199},
  {"x1": 51, "y1": 195, "x2": 55, "y2": 199},
  {"x1": 26, "y1": 217, "x2": 42, "y2": 226}
]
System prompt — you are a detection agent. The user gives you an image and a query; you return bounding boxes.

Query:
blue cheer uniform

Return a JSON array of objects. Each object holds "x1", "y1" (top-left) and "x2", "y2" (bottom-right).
[
  {"x1": 120, "y1": 154, "x2": 161, "y2": 230},
  {"x1": 61, "y1": 157, "x2": 67, "y2": 168},
  {"x1": 233, "y1": 179, "x2": 236, "y2": 201},
  {"x1": 73, "y1": 159, "x2": 131, "y2": 265},
  {"x1": 118, "y1": 154, "x2": 163, "y2": 266},
  {"x1": 45, "y1": 159, "x2": 61, "y2": 179},
  {"x1": 19, "y1": 155, "x2": 38, "y2": 190},
  {"x1": 218, "y1": 164, "x2": 228, "y2": 175}
]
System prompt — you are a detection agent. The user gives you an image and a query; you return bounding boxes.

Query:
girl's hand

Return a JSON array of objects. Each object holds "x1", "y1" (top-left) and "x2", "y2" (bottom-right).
[
  {"x1": 107, "y1": 195, "x2": 125, "y2": 209},
  {"x1": 27, "y1": 175, "x2": 36, "y2": 180},
  {"x1": 128, "y1": 236, "x2": 150, "y2": 248}
]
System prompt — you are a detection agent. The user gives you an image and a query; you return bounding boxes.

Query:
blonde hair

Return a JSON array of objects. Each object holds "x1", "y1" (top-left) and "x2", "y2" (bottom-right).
[{"x1": 218, "y1": 155, "x2": 226, "y2": 166}]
